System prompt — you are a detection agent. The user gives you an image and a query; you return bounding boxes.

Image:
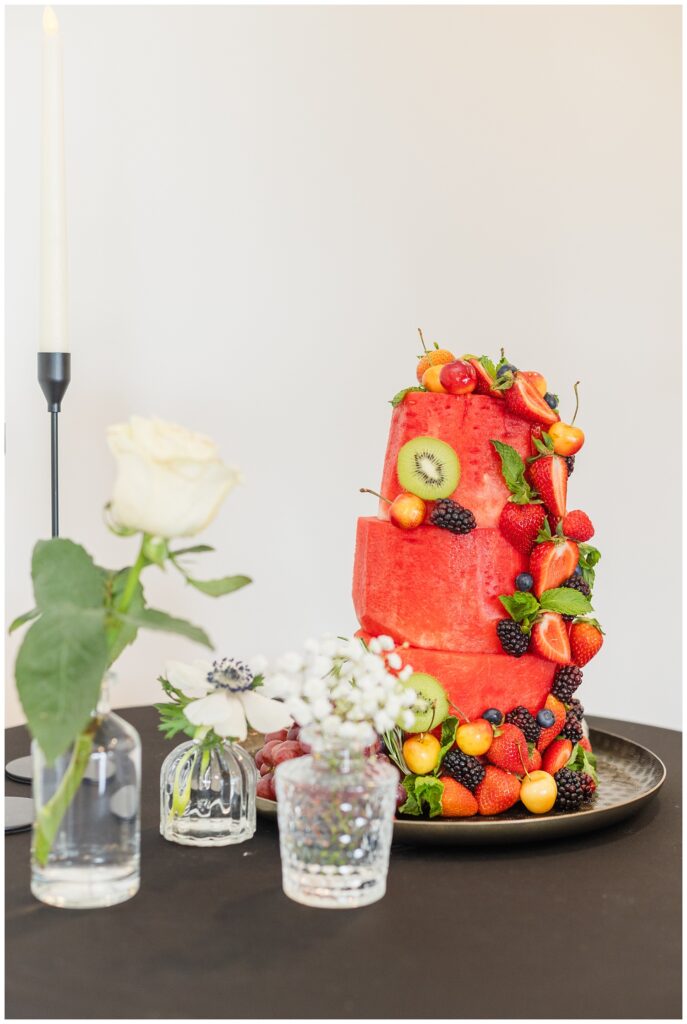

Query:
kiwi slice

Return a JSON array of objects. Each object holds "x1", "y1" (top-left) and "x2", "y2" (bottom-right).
[
  {"x1": 397, "y1": 436, "x2": 460, "y2": 500},
  {"x1": 404, "y1": 673, "x2": 450, "y2": 733}
]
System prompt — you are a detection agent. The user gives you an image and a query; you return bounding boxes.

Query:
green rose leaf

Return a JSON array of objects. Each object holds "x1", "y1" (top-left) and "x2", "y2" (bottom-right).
[
  {"x1": 490, "y1": 440, "x2": 534, "y2": 503},
  {"x1": 390, "y1": 386, "x2": 426, "y2": 407},
  {"x1": 9, "y1": 608, "x2": 40, "y2": 633},
  {"x1": 116, "y1": 607, "x2": 212, "y2": 648},
  {"x1": 539, "y1": 587, "x2": 593, "y2": 616},
  {"x1": 15, "y1": 606, "x2": 109, "y2": 762},
  {"x1": 32, "y1": 539, "x2": 105, "y2": 610},
  {"x1": 499, "y1": 592, "x2": 540, "y2": 623},
  {"x1": 184, "y1": 574, "x2": 252, "y2": 598},
  {"x1": 169, "y1": 544, "x2": 215, "y2": 558}
]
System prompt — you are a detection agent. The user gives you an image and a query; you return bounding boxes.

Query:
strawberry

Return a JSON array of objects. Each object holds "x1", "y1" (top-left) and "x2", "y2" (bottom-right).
[
  {"x1": 469, "y1": 358, "x2": 504, "y2": 398},
  {"x1": 529, "y1": 539, "x2": 579, "y2": 597},
  {"x1": 487, "y1": 723, "x2": 529, "y2": 774},
  {"x1": 526, "y1": 747, "x2": 542, "y2": 772},
  {"x1": 570, "y1": 620, "x2": 604, "y2": 666},
  {"x1": 562, "y1": 510, "x2": 595, "y2": 542},
  {"x1": 541, "y1": 738, "x2": 573, "y2": 774},
  {"x1": 499, "y1": 502, "x2": 546, "y2": 555},
  {"x1": 531, "y1": 612, "x2": 571, "y2": 664},
  {"x1": 439, "y1": 776, "x2": 479, "y2": 817},
  {"x1": 579, "y1": 735, "x2": 593, "y2": 753},
  {"x1": 528, "y1": 455, "x2": 568, "y2": 519},
  {"x1": 475, "y1": 766, "x2": 522, "y2": 815},
  {"x1": 537, "y1": 694, "x2": 567, "y2": 751},
  {"x1": 503, "y1": 374, "x2": 560, "y2": 426}
]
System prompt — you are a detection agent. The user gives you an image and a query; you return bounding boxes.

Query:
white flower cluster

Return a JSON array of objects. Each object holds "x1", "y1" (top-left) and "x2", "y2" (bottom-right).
[{"x1": 254, "y1": 635, "x2": 417, "y2": 744}]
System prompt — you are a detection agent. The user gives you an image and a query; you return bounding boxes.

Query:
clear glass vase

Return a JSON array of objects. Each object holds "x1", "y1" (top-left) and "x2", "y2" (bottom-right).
[
  {"x1": 160, "y1": 739, "x2": 257, "y2": 846},
  {"x1": 275, "y1": 730, "x2": 399, "y2": 909},
  {"x1": 31, "y1": 682, "x2": 141, "y2": 909}
]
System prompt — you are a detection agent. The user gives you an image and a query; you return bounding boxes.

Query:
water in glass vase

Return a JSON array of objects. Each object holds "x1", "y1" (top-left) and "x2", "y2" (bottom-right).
[
  {"x1": 160, "y1": 739, "x2": 257, "y2": 846},
  {"x1": 31, "y1": 689, "x2": 141, "y2": 910},
  {"x1": 275, "y1": 732, "x2": 398, "y2": 909}
]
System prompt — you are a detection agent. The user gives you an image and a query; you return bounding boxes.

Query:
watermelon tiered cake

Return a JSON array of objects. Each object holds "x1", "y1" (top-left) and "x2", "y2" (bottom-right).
[{"x1": 353, "y1": 339, "x2": 604, "y2": 817}]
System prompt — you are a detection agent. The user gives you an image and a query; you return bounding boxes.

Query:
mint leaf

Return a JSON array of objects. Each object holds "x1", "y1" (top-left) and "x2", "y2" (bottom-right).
[
  {"x1": 414, "y1": 776, "x2": 445, "y2": 818},
  {"x1": 539, "y1": 587, "x2": 593, "y2": 616},
  {"x1": 399, "y1": 775, "x2": 445, "y2": 817},
  {"x1": 399, "y1": 775, "x2": 423, "y2": 815},
  {"x1": 15, "y1": 606, "x2": 109, "y2": 762},
  {"x1": 566, "y1": 742, "x2": 599, "y2": 785},
  {"x1": 479, "y1": 356, "x2": 497, "y2": 380},
  {"x1": 532, "y1": 433, "x2": 554, "y2": 458},
  {"x1": 390, "y1": 386, "x2": 426, "y2": 407},
  {"x1": 490, "y1": 440, "x2": 534, "y2": 502},
  {"x1": 32, "y1": 539, "x2": 105, "y2": 611},
  {"x1": 434, "y1": 716, "x2": 458, "y2": 774},
  {"x1": 578, "y1": 544, "x2": 601, "y2": 588},
  {"x1": 499, "y1": 592, "x2": 540, "y2": 624}
]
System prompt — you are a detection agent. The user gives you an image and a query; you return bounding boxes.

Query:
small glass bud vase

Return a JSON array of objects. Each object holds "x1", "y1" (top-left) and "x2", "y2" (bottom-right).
[
  {"x1": 31, "y1": 678, "x2": 141, "y2": 910},
  {"x1": 160, "y1": 739, "x2": 257, "y2": 847},
  {"x1": 275, "y1": 729, "x2": 398, "y2": 909}
]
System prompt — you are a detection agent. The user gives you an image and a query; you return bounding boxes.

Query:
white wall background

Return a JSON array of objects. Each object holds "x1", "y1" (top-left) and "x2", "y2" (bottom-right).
[{"x1": 5, "y1": 5, "x2": 681, "y2": 728}]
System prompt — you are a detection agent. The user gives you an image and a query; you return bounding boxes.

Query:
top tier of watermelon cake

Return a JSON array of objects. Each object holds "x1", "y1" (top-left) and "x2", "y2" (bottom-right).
[{"x1": 352, "y1": 338, "x2": 604, "y2": 816}]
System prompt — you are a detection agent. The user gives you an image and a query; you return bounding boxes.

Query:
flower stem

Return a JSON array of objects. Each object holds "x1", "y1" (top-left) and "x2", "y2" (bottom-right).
[
  {"x1": 172, "y1": 746, "x2": 199, "y2": 817},
  {"x1": 33, "y1": 727, "x2": 95, "y2": 867},
  {"x1": 116, "y1": 539, "x2": 149, "y2": 615}
]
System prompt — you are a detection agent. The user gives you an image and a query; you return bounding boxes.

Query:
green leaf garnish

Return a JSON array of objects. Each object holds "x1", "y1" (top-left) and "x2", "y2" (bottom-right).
[
  {"x1": 490, "y1": 440, "x2": 537, "y2": 504},
  {"x1": 390, "y1": 386, "x2": 426, "y2": 407},
  {"x1": 434, "y1": 716, "x2": 459, "y2": 775},
  {"x1": 566, "y1": 741, "x2": 599, "y2": 785},
  {"x1": 499, "y1": 592, "x2": 540, "y2": 624},
  {"x1": 539, "y1": 587, "x2": 593, "y2": 616},
  {"x1": 577, "y1": 543, "x2": 601, "y2": 587},
  {"x1": 399, "y1": 774, "x2": 445, "y2": 817}
]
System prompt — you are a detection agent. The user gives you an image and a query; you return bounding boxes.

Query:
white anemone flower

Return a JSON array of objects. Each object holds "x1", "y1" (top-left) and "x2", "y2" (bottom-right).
[{"x1": 165, "y1": 657, "x2": 292, "y2": 741}]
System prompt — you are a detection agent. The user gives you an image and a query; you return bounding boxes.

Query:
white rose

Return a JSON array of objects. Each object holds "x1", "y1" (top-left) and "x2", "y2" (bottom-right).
[{"x1": 107, "y1": 416, "x2": 240, "y2": 538}]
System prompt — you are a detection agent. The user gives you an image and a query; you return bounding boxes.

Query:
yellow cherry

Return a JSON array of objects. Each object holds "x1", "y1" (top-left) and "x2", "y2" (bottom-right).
[
  {"x1": 403, "y1": 733, "x2": 441, "y2": 775},
  {"x1": 520, "y1": 770, "x2": 557, "y2": 814},
  {"x1": 456, "y1": 719, "x2": 493, "y2": 756}
]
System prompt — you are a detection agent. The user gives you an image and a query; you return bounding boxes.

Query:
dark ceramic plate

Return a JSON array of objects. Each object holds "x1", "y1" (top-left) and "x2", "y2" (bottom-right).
[{"x1": 253, "y1": 728, "x2": 666, "y2": 844}]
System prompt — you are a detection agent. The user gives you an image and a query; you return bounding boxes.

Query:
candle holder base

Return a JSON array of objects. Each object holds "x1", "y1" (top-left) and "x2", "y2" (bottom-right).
[{"x1": 37, "y1": 351, "x2": 70, "y2": 412}]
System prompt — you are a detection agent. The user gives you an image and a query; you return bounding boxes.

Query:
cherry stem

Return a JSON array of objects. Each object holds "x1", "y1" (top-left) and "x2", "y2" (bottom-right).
[
  {"x1": 360, "y1": 487, "x2": 391, "y2": 506},
  {"x1": 572, "y1": 381, "x2": 581, "y2": 425},
  {"x1": 517, "y1": 742, "x2": 530, "y2": 779},
  {"x1": 417, "y1": 327, "x2": 428, "y2": 353},
  {"x1": 449, "y1": 699, "x2": 470, "y2": 724}
]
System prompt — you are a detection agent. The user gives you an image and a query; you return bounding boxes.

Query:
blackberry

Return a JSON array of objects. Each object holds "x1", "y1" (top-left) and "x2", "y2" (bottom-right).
[
  {"x1": 442, "y1": 749, "x2": 486, "y2": 792},
  {"x1": 562, "y1": 574, "x2": 592, "y2": 598},
  {"x1": 568, "y1": 697, "x2": 585, "y2": 720},
  {"x1": 505, "y1": 705, "x2": 541, "y2": 743},
  {"x1": 430, "y1": 499, "x2": 477, "y2": 535},
  {"x1": 496, "y1": 619, "x2": 530, "y2": 658},
  {"x1": 551, "y1": 665, "x2": 583, "y2": 703},
  {"x1": 565, "y1": 455, "x2": 575, "y2": 477},
  {"x1": 554, "y1": 767, "x2": 585, "y2": 811},
  {"x1": 562, "y1": 709, "x2": 584, "y2": 743},
  {"x1": 579, "y1": 772, "x2": 596, "y2": 802}
]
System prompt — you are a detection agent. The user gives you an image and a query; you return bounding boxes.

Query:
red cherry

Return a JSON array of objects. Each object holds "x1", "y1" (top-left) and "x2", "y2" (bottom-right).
[{"x1": 439, "y1": 360, "x2": 477, "y2": 395}]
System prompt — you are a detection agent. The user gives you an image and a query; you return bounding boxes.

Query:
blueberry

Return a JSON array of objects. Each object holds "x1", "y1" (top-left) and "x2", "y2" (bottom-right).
[
  {"x1": 537, "y1": 709, "x2": 556, "y2": 728},
  {"x1": 515, "y1": 572, "x2": 534, "y2": 592},
  {"x1": 496, "y1": 363, "x2": 517, "y2": 379},
  {"x1": 483, "y1": 708, "x2": 504, "y2": 726},
  {"x1": 574, "y1": 565, "x2": 583, "y2": 576},
  {"x1": 544, "y1": 392, "x2": 559, "y2": 409}
]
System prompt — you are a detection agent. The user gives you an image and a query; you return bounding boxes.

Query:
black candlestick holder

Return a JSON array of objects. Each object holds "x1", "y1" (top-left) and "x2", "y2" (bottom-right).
[{"x1": 5, "y1": 352, "x2": 72, "y2": 814}]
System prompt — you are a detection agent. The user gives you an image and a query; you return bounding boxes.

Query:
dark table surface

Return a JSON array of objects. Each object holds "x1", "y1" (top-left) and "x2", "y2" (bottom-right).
[{"x1": 5, "y1": 710, "x2": 682, "y2": 1020}]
